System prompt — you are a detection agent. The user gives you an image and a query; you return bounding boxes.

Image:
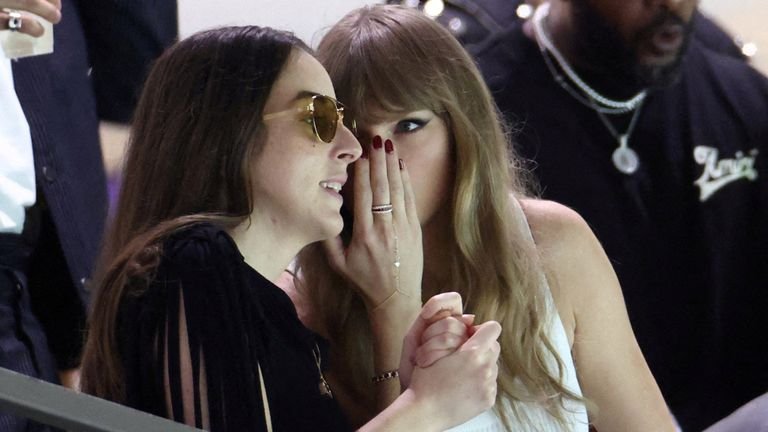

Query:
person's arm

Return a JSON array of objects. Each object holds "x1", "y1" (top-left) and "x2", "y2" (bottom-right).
[
  {"x1": 323, "y1": 136, "x2": 424, "y2": 412},
  {"x1": 522, "y1": 199, "x2": 676, "y2": 431}
]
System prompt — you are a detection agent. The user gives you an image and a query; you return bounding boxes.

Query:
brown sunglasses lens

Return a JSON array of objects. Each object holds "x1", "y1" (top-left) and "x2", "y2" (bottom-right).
[{"x1": 313, "y1": 96, "x2": 338, "y2": 143}]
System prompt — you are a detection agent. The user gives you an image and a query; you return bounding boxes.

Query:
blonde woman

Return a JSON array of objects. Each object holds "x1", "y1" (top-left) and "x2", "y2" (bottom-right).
[{"x1": 293, "y1": 5, "x2": 676, "y2": 431}]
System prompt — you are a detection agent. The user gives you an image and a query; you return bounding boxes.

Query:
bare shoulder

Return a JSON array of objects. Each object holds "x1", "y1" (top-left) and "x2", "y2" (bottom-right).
[
  {"x1": 517, "y1": 198, "x2": 619, "y2": 342},
  {"x1": 518, "y1": 198, "x2": 594, "y2": 252},
  {"x1": 517, "y1": 199, "x2": 674, "y2": 430},
  {"x1": 518, "y1": 199, "x2": 608, "y2": 289},
  {"x1": 518, "y1": 198, "x2": 610, "y2": 278}
]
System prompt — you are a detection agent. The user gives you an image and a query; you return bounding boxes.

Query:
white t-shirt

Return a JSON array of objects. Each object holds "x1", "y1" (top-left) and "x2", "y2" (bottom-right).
[{"x1": 0, "y1": 57, "x2": 36, "y2": 233}]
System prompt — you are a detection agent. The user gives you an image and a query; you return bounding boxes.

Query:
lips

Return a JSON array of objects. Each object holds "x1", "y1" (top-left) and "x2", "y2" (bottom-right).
[
  {"x1": 320, "y1": 181, "x2": 342, "y2": 193},
  {"x1": 650, "y1": 23, "x2": 684, "y2": 56},
  {"x1": 319, "y1": 176, "x2": 347, "y2": 195}
]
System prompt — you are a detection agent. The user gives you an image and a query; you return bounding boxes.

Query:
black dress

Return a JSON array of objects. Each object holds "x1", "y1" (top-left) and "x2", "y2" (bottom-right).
[{"x1": 116, "y1": 224, "x2": 350, "y2": 431}]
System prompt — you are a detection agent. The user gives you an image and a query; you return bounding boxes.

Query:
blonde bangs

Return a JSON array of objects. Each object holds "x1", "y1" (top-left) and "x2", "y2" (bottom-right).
[{"x1": 318, "y1": 6, "x2": 457, "y2": 123}]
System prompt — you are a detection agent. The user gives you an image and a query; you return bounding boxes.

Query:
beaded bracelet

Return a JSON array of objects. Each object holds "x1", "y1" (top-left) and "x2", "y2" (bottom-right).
[{"x1": 371, "y1": 369, "x2": 399, "y2": 384}]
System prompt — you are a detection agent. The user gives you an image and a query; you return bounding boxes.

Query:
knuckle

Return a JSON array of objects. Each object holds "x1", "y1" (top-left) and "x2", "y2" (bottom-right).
[{"x1": 437, "y1": 333, "x2": 458, "y2": 347}]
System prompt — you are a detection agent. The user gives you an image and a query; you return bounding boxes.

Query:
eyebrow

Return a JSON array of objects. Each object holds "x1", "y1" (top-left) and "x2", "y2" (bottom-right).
[{"x1": 292, "y1": 90, "x2": 321, "y2": 102}]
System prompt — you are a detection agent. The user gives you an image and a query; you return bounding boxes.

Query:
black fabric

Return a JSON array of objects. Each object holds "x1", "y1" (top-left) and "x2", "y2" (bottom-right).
[
  {"x1": 27, "y1": 205, "x2": 85, "y2": 370},
  {"x1": 0, "y1": 234, "x2": 60, "y2": 432},
  {"x1": 10, "y1": 0, "x2": 177, "y2": 370},
  {"x1": 117, "y1": 224, "x2": 350, "y2": 432},
  {"x1": 473, "y1": 21, "x2": 768, "y2": 431}
]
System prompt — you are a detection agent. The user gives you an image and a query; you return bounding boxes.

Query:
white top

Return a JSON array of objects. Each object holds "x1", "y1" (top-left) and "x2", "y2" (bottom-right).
[
  {"x1": 0, "y1": 57, "x2": 36, "y2": 233},
  {"x1": 445, "y1": 199, "x2": 589, "y2": 432}
]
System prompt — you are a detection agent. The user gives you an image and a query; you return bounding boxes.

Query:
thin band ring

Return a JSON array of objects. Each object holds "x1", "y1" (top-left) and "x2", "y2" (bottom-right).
[
  {"x1": 371, "y1": 204, "x2": 393, "y2": 214},
  {"x1": 7, "y1": 10, "x2": 22, "y2": 32}
]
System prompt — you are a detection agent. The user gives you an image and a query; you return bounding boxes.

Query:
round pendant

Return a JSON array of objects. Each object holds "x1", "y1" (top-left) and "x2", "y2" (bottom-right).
[
  {"x1": 319, "y1": 379, "x2": 333, "y2": 398},
  {"x1": 612, "y1": 146, "x2": 640, "y2": 175}
]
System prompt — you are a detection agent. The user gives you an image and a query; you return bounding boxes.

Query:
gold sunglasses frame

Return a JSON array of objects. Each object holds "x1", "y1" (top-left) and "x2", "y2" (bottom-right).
[{"x1": 262, "y1": 94, "x2": 356, "y2": 143}]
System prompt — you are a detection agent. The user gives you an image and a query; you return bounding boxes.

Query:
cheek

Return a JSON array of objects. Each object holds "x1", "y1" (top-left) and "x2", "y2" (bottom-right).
[{"x1": 406, "y1": 146, "x2": 454, "y2": 224}]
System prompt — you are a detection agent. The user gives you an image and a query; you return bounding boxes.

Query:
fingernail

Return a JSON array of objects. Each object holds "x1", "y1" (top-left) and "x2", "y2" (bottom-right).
[
  {"x1": 398, "y1": 159, "x2": 405, "y2": 170},
  {"x1": 372, "y1": 135, "x2": 383, "y2": 150},
  {"x1": 385, "y1": 139, "x2": 394, "y2": 154}
]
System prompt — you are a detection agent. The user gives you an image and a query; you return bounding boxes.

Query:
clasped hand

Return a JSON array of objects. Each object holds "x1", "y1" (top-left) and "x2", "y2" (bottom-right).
[{"x1": 403, "y1": 292, "x2": 502, "y2": 428}]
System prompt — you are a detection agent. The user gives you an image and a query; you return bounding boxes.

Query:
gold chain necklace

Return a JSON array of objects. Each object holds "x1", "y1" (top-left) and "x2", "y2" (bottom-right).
[{"x1": 312, "y1": 343, "x2": 333, "y2": 398}]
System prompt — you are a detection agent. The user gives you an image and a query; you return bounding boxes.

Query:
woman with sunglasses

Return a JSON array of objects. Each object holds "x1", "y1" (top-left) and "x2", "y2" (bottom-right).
[
  {"x1": 79, "y1": 25, "x2": 501, "y2": 431},
  {"x1": 293, "y1": 5, "x2": 675, "y2": 432}
]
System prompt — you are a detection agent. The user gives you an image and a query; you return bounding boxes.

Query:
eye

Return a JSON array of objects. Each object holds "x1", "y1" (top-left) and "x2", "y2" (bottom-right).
[{"x1": 394, "y1": 118, "x2": 429, "y2": 134}]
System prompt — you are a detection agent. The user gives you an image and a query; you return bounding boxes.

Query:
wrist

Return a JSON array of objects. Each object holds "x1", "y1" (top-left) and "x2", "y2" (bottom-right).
[
  {"x1": 368, "y1": 300, "x2": 419, "y2": 359},
  {"x1": 358, "y1": 388, "x2": 441, "y2": 432},
  {"x1": 367, "y1": 292, "x2": 420, "y2": 326}
]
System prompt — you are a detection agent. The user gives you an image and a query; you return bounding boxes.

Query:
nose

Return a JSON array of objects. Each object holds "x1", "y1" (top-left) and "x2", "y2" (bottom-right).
[{"x1": 333, "y1": 123, "x2": 362, "y2": 162}]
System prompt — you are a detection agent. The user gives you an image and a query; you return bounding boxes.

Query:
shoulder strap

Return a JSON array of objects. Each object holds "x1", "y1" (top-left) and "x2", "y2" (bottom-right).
[{"x1": 509, "y1": 195, "x2": 537, "y2": 245}]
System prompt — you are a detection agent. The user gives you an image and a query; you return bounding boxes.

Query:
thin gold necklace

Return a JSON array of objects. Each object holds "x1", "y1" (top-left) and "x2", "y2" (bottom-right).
[{"x1": 313, "y1": 343, "x2": 333, "y2": 398}]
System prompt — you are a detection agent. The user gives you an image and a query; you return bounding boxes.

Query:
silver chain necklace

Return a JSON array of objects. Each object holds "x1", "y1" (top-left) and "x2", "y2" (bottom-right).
[
  {"x1": 532, "y1": 2, "x2": 646, "y2": 173},
  {"x1": 592, "y1": 98, "x2": 645, "y2": 174},
  {"x1": 532, "y1": 2, "x2": 646, "y2": 113}
]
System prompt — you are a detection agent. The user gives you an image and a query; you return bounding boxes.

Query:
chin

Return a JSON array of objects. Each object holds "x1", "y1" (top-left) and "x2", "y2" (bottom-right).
[
  {"x1": 635, "y1": 56, "x2": 685, "y2": 88},
  {"x1": 316, "y1": 217, "x2": 344, "y2": 242}
]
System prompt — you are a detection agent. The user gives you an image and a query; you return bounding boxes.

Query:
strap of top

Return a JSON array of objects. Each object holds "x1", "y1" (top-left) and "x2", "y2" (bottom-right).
[{"x1": 508, "y1": 195, "x2": 538, "y2": 249}]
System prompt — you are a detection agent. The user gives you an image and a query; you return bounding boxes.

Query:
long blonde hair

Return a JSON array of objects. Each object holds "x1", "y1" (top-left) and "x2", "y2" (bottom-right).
[{"x1": 297, "y1": 4, "x2": 582, "y2": 428}]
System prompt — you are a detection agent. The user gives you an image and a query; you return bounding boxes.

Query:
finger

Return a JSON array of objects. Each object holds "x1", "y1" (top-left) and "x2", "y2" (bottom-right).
[
  {"x1": 369, "y1": 135, "x2": 391, "y2": 219},
  {"x1": 48, "y1": 0, "x2": 62, "y2": 12},
  {"x1": 461, "y1": 320, "x2": 502, "y2": 351},
  {"x1": 415, "y1": 348, "x2": 455, "y2": 368},
  {"x1": 385, "y1": 139, "x2": 407, "y2": 224},
  {"x1": 459, "y1": 314, "x2": 476, "y2": 327},
  {"x1": 491, "y1": 341, "x2": 501, "y2": 356},
  {"x1": 322, "y1": 236, "x2": 346, "y2": 273},
  {"x1": 420, "y1": 316, "x2": 470, "y2": 345},
  {"x1": 1, "y1": 11, "x2": 46, "y2": 37},
  {"x1": 420, "y1": 292, "x2": 463, "y2": 321},
  {"x1": 417, "y1": 332, "x2": 466, "y2": 358},
  {"x1": 2, "y1": 0, "x2": 61, "y2": 25},
  {"x1": 352, "y1": 156, "x2": 373, "y2": 231},
  {"x1": 403, "y1": 292, "x2": 463, "y2": 361},
  {"x1": 398, "y1": 158, "x2": 419, "y2": 225}
]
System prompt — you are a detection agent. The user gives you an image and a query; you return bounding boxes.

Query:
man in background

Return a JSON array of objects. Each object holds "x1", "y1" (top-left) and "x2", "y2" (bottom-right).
[{"x1": 465, "y1": 0, "x2": 767, "y2": 430}]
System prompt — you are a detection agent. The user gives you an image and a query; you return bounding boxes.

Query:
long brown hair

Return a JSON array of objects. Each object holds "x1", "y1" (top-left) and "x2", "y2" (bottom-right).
[
  {"x1": 297, "y1": 5, "x2": 583, "y2": 427},
  {"x1": 80, "y1": 26, "x2": 310, "y2": 401}
]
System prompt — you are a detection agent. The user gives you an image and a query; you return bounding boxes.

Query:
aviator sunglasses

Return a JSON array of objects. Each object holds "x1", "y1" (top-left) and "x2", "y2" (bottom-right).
[{"x1": 262, "y1": 94, "x2": 357, "y2": 143}]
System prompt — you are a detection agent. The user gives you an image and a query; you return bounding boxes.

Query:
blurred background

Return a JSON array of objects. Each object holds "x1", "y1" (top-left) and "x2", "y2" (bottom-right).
[
  {"x1": 101, "y1": 0, "x2": 768, "y2": 179},
  {"x1": 178, "y1": 0, "x2": 767, "y2": 73}
]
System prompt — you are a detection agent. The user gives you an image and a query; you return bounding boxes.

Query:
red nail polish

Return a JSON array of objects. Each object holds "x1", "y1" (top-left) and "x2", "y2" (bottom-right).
[
  {"x1": 399, "y1": 158, "x2": 405, "y2": 170},
  {"x1": 385, "y1": 139, "x2": 394, "y2": 154},
  {"x1": 372, "y1": 135, "x2": 383, "y2": 149}
]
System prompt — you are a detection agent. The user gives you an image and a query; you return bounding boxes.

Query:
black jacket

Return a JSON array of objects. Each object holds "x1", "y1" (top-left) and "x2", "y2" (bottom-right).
[{"x1": 11, "y1": 0, "x2": 177, "y2": 367}]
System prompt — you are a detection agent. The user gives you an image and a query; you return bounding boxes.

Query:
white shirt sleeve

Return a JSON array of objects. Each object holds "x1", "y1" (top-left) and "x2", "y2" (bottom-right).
[{"x1": 0, "y1": 58, "x2": 36, "y2": 234}]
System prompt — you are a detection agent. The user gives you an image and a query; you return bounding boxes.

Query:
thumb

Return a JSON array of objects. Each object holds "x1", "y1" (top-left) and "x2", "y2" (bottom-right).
[
  {"x1": 460, "y1": 321, "x2": 502, "y2": 351},
  {"x1": 403, "y1": 292, "x2": 463, "y2": 365}
]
